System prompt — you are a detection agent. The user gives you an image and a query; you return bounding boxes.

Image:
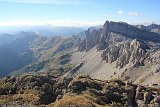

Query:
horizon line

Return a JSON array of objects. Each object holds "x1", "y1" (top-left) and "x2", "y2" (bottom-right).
[{"x1": 0, "y1": 20, "x2": 159, "y2": 27}]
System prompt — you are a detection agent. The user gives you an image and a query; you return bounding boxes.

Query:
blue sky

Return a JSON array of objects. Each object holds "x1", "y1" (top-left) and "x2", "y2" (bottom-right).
[{"x1": 0, "y1": 0, "x2": 159, "y2": 26}]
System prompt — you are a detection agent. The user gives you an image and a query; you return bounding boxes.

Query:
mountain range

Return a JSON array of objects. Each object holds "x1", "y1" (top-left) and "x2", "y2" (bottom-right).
[
  {"x1": 0, "y1": 25, "x2": 86, "y2": 37},
  {"x1": 0, "y1": 20, "x2": 160, "y2": 106},
  {"x1": 0, "y1": 21, "x2": 160, "y2": 84}
]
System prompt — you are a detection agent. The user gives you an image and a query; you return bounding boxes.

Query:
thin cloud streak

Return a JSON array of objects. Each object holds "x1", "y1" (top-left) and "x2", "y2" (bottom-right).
[
  {"x1": 4, "y1": 0, "x2": 84, "y2": 5},
  {"x1": 0, "y1": 20, "x2": 104, "y2": 27},
  {"x1": 129, "y1": 12, "x2": 142, "y2": 16}
]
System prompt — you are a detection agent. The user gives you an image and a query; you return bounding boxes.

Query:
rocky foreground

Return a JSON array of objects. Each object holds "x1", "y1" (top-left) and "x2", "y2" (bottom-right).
[{"x1": 0, "y1": 74, "x2": 160, "y2": 107}]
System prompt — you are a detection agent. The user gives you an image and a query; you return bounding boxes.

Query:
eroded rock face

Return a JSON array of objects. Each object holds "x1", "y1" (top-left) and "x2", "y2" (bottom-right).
[
  {"x1": 102, "y1": 45, "x2": 120, "y2": 63},
  {"x1": 101, "y1": 39, "x2": 149, "y2": 68},
  {"x1": 78, "y1": 20, "x2": 160, "y2": 70},
  {"x1": 78, "y1": 39, "x2": 86, "y2": 51},
  {"x1": 107, "y1": 21, "x2": 160, "y2": 42},
  {"x1": 78, "y1": 28, "x2": 102, "y2": 51},
  {"x1": 85, "y1": 29, "x2": 100, "y2": 51},
  {"x1": 129, "y1": 39, "x2": 148, "y2": 65}
]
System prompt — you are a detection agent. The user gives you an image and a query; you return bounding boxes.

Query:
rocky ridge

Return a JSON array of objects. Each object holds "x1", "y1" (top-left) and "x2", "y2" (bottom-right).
[
  {"x1": 0, "y1": 31, "x2": 80, "y2": 77},
  {"x1": 75, "y1": 20, "x2": 160, "y2": 85},
  {"x1": 78, "y1": 21, "x2": 160, "y2": 51},
  {"x1": 101, "y1": 39, "x2": 149, "y2": 68},
  {"x1": 136, "y1": 24, "x2": 160, "y2": 34}
]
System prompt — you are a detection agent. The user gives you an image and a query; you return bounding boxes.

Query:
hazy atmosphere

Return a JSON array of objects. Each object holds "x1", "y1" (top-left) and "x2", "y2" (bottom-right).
[
  {"x1": 0, "y1": 0, "x2": 160, "y2": 26},
  {"x1": 0, "y1": 0, "x2": 160, "y2": 107}
]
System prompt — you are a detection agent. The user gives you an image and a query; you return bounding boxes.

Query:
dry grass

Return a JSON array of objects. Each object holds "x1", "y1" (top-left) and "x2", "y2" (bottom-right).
[
  {"x1": 0, "y1": 89, "x2": 39, "y2": 105},
  {"x1": 49, "y1": 94, "x2": 110, "y2": 107},
  {"x1": 0, "y1": 95, "x2": 14, "y2": 105}
]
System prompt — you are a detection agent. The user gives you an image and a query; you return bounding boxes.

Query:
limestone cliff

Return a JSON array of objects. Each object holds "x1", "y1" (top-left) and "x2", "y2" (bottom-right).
[{"x1": 77, "y1": 20, "x2": 160, "y2": 85}]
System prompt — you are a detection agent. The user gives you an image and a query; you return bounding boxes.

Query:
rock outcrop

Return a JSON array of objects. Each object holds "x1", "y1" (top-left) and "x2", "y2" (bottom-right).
[
  {"x1": 107, "y1": 21, "x2": 160, "y2": 42},
  {"x1": 0, "y1": 74, "x2": 160, "y2": 107},
  {"x1": 137, "y1": 24, "x2": 160, "y2": 34},
  {"x1": 78, "y1": 21, "x2": 160, "y2": 52},
  {"x1": 101, "y1": 39, "x2": 149, "y2": 68},
  {"x1": 78, "y1": 28, "x2": 102, "y2": 51},
  {"x1": 78, "y1": 20, "x2": 160, "y2": 70},
  {"x1": 76, "y1": 20, "x2": 160, "y2": 86}
]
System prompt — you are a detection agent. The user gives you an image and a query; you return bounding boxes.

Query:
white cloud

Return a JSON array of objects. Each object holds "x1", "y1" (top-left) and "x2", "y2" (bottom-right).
[
  {"x1": 0, "y1": 20, "x2": 104, "y2": 27},
  {"x1": 4, "y1": 0, "x2": 83, "y2": 5},
  {"x1": 117, "y1": 10, "x2": 123, "y2": 15},
  {"x1": 129, "y1": 12, "x2": 141, "y2": 16}
]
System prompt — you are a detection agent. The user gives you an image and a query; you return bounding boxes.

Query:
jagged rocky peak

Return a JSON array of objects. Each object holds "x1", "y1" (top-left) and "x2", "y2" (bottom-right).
[
  {"x1": 128, "y1": 39, "x2": 149, "y2": 66},
  {"x1": 130, "y1": 39, "x2": 149, "y2": 51},
  {"x1": 136, "y1": 24, "x2": 160, "y2": 34},
  {"x1": 78, "y1": 21, "x2": 109, "y2": 51},
  {"x1": 78, "y1": 27, "x2": 103, "y2": 51},
  {"x1": 147, "y1": 24, "x2": 160, "y2": 29},
  {"x1": 85, "y1": 28, "x2": 100, "y2": 51},
  {"x1": 108, "y1": 22, "x2": 160, "y2": 42},
  {"x1": 103, "y1": 20, "x2": 110, "y2": 31},
  {"x1": 78, "y1": 20, "x2": 160, "y2": 52},
  {"x1": 148, "y1": 24, "x2": 160, "y2": 34},
  {"x1": 136, "y1": 25, "x2": 148, "y2": 30},
  {"x1": 78, "y1": 20, "x2": 160, "y2": 69}
]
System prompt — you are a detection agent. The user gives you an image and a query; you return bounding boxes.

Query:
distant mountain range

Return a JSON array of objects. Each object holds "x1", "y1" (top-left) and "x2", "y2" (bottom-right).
[
  {"x1": 136, "y1": 24, "x2": 160, "y2": 34},
  {"x1": 0, "y1": 31, "x2": 80, "y2": 77},
  {"x1": 0, "y1": 25, "x2": 86, "y2": 37}
]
